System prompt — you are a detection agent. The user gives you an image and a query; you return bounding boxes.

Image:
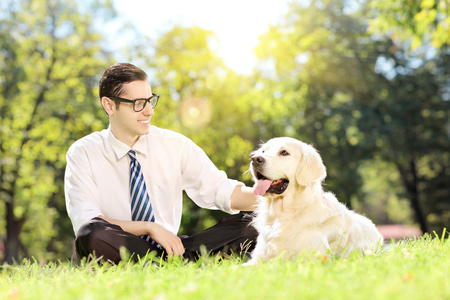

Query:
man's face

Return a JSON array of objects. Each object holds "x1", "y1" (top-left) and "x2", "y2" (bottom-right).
[{"x1": 108, "y1": 80, "x2": 154, "y2": 146}]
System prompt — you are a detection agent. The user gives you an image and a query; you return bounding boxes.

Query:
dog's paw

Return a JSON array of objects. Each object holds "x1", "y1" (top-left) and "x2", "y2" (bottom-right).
[{"x1": 242, "y1": 260, "x2": 259, "y2": 267}]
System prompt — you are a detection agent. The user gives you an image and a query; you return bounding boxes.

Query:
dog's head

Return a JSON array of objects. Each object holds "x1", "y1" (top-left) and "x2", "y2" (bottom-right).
[{"x1": 250, "y1": 137, "x2": 326, "y2": 196}]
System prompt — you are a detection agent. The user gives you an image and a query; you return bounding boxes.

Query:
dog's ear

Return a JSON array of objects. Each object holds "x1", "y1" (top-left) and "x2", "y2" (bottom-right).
[{"x1": 296, "y1": 144, "x2": 326, "y2": 186}]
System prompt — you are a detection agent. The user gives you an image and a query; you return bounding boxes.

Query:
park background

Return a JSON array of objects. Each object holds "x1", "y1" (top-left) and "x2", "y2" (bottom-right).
[{"x1": 0, "y1": 0, "x2": 448, "y2": 264}]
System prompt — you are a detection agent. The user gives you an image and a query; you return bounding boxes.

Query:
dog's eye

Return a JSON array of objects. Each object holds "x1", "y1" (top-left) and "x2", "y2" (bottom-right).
[{"x1": 280, "y1": 150, "x2": 290, "y2": 156}]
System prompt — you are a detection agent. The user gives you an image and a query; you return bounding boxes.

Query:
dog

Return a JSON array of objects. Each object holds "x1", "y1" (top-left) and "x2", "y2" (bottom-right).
[{"x1": 246, "y1": 137, "x2": 383, "y2": 264}]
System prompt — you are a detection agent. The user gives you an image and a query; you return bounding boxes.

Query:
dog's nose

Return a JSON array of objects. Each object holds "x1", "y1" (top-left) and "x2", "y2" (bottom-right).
[{"x1": 252, "y1": 156, "x2": 265, "y2": 165}]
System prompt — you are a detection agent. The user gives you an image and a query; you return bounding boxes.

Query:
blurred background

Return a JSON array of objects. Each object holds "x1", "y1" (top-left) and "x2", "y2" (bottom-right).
[{"x1": 0, "y1": 0, "x2": 448, "y2": 264}]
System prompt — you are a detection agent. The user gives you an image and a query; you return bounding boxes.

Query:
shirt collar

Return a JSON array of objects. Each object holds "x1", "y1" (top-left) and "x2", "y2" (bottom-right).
[
  {"x1": 133, "y1": 134, "x2": 149, "y2": 156},
  {"x1": 107, "y1": 127, "x2": 149, "y2": 160}
]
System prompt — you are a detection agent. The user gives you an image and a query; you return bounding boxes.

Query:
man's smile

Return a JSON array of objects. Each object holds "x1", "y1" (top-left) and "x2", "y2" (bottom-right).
[{"x1": 138, "y1": 119, "x2": 150, "y2": 125}]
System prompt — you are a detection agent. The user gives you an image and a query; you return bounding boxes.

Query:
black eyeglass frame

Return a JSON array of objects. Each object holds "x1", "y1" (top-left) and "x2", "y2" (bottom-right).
[{"x1": 108, "y1": 93, "x2": 159, "y2": 112}]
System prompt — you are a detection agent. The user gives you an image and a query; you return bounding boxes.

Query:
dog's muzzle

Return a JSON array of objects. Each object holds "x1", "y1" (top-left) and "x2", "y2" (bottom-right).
[{"x1": 251, "y1": 156, "x2": 289, "y2": 196}]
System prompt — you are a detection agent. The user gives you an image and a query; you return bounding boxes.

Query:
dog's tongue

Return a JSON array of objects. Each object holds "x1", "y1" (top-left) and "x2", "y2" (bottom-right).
[{"x1": 253, "y1": 179, "x2": 273, "y2": 196}]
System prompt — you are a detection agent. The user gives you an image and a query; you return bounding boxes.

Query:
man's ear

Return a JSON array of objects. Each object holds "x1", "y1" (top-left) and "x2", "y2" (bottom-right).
[
  {"x1": 296, "y1": 144, "x2": 326, "y2": 186},
  {"x1": 101, "y1": 97, "x2": 115, "y2": 116}
]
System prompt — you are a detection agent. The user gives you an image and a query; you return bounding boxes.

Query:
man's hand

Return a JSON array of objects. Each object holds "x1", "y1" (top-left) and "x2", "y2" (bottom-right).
[
  {"x1": 98, "y1": 215, "x2": 185, "y2": 256},
  {"x1": 230, "y1": 185, "x2": 258, "y2": 211},
  {"x1": 147, "y1": 222, "x2": 185, "y2": 256}
]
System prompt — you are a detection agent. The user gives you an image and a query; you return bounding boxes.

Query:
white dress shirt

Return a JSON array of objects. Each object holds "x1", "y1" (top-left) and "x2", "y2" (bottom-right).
[{"x1": 64, "y1": 126, "x2": 241, "y2": 236}]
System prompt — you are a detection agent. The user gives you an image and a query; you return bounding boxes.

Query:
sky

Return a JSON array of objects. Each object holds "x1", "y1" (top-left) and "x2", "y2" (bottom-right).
[{"x1": 111, "y1": 0, "x2": 290, "y2": 74}]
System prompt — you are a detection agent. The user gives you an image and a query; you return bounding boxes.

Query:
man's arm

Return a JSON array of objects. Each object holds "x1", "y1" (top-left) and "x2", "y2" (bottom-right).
[
  {"x1": 98, "y1": 216, "x2": 185, "y2": 256},
  {"x1": 230, "y1": 185, "x2": 258, "y2": 212}
]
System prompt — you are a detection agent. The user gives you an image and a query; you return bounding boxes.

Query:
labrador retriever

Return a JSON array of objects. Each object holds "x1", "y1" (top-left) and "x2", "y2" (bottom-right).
[{"x1": 246, "y1": 137, "x2": 383, "y2": 264}]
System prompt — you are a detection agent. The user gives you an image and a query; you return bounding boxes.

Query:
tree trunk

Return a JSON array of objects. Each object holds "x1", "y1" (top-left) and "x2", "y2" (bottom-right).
[
  {"x1": 398, "y1": 159, "x2": 428, "y2": 234},
  {"x1": 4, "y1": 201, "x2": 24, "y2": 264},
  {"x1": 409, "y1": 160, "x2": 428, "y2": 234}
]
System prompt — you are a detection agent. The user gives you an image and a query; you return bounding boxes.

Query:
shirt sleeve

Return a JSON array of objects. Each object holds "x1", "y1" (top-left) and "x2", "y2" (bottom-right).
[
  {"x1": 180, "y1": 138, "x2": 241, "y2": 214},
  {"x1": 64, "y1": 143, "x2": 103, "y2": 236}
]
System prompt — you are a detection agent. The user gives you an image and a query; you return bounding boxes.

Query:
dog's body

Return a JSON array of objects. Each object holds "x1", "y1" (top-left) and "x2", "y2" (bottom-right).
[{"x1": 247, "y1": 137, "x2": 383, "y2": 264}]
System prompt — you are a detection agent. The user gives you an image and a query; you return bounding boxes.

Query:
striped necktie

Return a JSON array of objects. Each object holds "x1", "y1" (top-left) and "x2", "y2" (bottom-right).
[{"x1": 128, "y1": 150, "x2": 155, "y2": 243}]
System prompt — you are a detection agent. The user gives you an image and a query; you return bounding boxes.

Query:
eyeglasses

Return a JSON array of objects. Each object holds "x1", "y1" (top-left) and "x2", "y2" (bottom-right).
[{"x1": 108, "y1": 93, "x2": 159, "y2": 112}]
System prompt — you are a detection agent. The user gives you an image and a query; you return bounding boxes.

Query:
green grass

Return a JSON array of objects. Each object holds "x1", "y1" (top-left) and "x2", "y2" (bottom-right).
[{"x1": 1, "y1": 233, "x2": 449, "y2": 300}]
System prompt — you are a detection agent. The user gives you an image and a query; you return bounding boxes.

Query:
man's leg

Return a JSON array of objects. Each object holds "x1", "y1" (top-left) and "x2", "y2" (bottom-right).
[
  {"x1": 75, "y1": 217, "x2": 162, "y2": 264},
  {"x1": 181, "y1": 213, "x2": 257, "y2": 261}
]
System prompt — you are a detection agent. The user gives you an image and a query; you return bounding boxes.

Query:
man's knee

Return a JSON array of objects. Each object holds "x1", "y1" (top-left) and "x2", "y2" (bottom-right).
[{"x1": 75, "y1": 217, "x2": 126, "y2": 262}]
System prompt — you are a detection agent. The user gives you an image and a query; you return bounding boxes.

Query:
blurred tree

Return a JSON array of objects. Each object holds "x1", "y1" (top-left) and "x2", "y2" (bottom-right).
[
  {"x1": 0, "y1": 0, "x2": 112, "y2": 263},
  {"x1": 253, "y1": 0, "x2": 450, "y2": 233},
  {"x1": 368, "y1": 0, "x2": 450, "y2": 49},
  {"x1": 354, "y1": 43, "x2": 450, "y2": 234},
  {"x1": 366, "y1": 0, "x2": 450, "y2": 234}
]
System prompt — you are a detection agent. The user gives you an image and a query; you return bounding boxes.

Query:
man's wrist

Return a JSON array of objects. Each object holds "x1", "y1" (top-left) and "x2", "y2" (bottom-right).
[{"x1": 145, "y1": 221, "x2": 156, "y2": 236}]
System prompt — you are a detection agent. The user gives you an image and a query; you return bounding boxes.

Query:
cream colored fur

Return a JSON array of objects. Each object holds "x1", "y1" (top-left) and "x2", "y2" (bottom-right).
[{"x1": 247, "y1": 137, "x2": 383, "y2": 264}]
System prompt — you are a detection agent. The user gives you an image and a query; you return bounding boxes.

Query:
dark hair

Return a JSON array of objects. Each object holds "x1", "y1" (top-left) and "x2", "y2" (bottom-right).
[{"x1": 99, "y1": 63, "x2": 148, "y2": 100}]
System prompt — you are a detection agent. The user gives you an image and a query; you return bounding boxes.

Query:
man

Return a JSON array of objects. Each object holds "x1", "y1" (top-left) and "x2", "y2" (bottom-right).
[{"x1": 64, "y1": 63, "x2": 258, "y2": 263}]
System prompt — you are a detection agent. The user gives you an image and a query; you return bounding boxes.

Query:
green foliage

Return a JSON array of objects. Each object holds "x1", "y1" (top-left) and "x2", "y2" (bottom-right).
[
  {"x1": 0, "y1": 235, "x2": 449, "y2": 299},
  {"x1": 0, "y1": 0, "x2": 112, "y2": 262},
  {"x1": 368, "y1": 0, "x2": 450, "y2": 49}
]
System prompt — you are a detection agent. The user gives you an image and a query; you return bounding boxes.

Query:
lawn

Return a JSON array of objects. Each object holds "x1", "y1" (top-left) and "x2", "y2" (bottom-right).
[{"x1": 1, "y1": 232, "x2": 449, "y2": 300}]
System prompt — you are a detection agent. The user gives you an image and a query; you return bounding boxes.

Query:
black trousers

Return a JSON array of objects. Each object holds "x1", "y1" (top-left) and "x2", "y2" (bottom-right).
[{"x1": 75, "y1": 213, "x2": 257, "y2": 264}]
